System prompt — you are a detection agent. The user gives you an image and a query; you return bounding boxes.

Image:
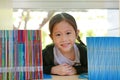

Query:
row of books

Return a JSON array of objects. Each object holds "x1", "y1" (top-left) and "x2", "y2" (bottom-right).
[
  {"x1": 87, "y1": 37, "x2": 120, "y2": 80},
  {"x1": 0, "y1": 30, "x2": 43, "y2": 80}
]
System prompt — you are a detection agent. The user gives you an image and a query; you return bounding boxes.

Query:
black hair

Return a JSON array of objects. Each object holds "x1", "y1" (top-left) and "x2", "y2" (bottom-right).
[{"x1": 49, "y1": 13, "x2": 86, "y2": 46}]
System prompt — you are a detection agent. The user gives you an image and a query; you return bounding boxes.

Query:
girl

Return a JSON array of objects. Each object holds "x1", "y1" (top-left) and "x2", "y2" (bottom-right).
[{"x1": 42, "y1": 13, "x2": 87, "y2": 76}]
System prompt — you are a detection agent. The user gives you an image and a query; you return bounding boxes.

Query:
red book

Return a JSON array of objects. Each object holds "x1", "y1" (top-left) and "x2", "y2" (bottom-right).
[{"x1": 24, "y1": 30, "x2": 29, "y2": 80}]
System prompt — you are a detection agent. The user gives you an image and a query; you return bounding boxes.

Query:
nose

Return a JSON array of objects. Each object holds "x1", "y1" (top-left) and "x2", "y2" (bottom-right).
[{"x1": 61, "y1": 35, "x2": 67, "y2": 42}]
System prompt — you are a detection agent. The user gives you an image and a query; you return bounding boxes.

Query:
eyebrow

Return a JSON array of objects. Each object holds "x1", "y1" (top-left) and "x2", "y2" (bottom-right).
[{"x1": 54, "y1": 30, "x2": 72, "y2": 33}]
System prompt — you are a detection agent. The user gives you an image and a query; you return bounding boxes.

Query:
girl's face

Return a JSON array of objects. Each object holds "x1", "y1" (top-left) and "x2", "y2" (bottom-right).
[{"x1": 50, "y1": 20, "x2": 78, "y2": 53}]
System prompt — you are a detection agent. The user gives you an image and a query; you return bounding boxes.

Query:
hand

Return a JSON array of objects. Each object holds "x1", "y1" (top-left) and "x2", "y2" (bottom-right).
[
  {"x1": 51, "y1": 63, "x2": 77, "y2": 76},
  {"x1": 51, "y1": 63, "x2": 69, "y2": 75},
  {"x1": 67, "y1": 65, "x2": 77, "y2": 75}
]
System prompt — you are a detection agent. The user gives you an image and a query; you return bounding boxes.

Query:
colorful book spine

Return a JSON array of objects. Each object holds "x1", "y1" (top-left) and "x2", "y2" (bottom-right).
[
  {"x1": 28, "y1": 30, "x2": 33, "y2": 79},
  {"x1": 18, "y1": 30, "x2": 25, "y2": 80},
  {"x1": 32, "y1": 30, "x2": 35, "y2": 79},
  {"x1": 14, "y1": 30, "x2": 18, "y2": 80},
  {"x1": 0, "y1": 31, "x2": 2, "y2": 80},
  {"x1": 39, "y1": 30, "x2": 43, "y2": 79},
  {"x1": 0, "y1": 30, "x2": 43, "y2": 80},
  {"x1": 24, "y1": 30, "x2": 29, "y2": 80},
  {"x1": 2, "y1": 31, "x2": 7, "y2": 80},
  {"x1": 8, "y1": 30, "x2": 14, "y2": 80}
]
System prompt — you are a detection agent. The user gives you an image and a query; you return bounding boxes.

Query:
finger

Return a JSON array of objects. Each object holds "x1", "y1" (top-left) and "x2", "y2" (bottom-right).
[{"x1": 62, "y1": 63, "x2": 69, "y2": 66}]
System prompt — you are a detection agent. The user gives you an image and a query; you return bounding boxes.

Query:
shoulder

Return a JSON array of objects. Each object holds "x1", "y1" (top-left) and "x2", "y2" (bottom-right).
[
  {"x1": 75, "y1": 43, "x2": 87, "y2": 66},
  {"x1": 75, "y1": 42, "x2": 87, "y2": 56},
  {"x1": 42, "y1": 44, "x2": 55, "y2": 63},
  {"x1": 75, "y1": 42, "x2": 87, "y2": 51},
  {"x1": 43, "y1": 44, "x2": 54, "y2": 50},
  {"x1": 42, "y1": 44, "x2": 54, "y2": 55}
]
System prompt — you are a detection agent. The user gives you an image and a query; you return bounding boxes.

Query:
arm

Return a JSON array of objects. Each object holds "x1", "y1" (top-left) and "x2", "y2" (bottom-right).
[
  {"x1": 75, "y1": 43, "x2": 88, "y2": 74},
  {"x1": 42, "y1": 44, "x2": 55, "y2": 74},
  {"x1": 43, "y1": 49, "x2": 77, "y2": 75},
  {"x1": 43, "y1": 44, "x2": 77, "y2": 75},
  {"x1": 51, "y1": 63, "x2": 77, "y2": 76}
]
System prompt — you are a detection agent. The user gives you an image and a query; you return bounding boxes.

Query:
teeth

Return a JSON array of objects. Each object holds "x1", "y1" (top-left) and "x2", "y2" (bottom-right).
[{"x1": 61, "y1": 43, "x2": 69, "y2": 47}]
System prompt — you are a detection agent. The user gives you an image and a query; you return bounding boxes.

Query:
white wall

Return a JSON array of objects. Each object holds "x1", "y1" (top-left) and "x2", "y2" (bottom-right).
[
  {"x1": 0, "y1": 0, "x2": 13, "y2": 30},
  {"x1": 107, "y1": 10, "x2": 119, "y2": 36}
]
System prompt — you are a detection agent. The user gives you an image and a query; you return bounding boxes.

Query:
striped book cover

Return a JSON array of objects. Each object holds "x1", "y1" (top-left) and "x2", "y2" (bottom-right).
[
  {"x1": 0, "y1": 30, "x2": 43, "y2": 80},
  {"x1": 87, "y1": 37, "x2": 120, "y2": 80}
]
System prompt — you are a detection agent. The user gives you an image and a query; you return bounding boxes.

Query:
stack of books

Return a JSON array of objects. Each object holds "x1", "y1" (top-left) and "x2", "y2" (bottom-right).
[
  {"x1": 0, "y1": 30, "x2": 43, "y2": 80},
  {"x1": 87, "y1": 37, "x2": 120, "y2": 80}
]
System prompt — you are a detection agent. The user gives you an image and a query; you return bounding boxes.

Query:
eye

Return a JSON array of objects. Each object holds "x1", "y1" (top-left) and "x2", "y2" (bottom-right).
[
  {"x1": 56, "y1": 33, "x2": 61, "y2": 36},
  {"x1": 66, "y1": 32, "x2": 71, "y2": 35}
]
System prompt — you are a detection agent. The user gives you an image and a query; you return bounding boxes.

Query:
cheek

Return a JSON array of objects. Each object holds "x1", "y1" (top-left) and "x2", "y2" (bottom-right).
[
  {"x1": 72, "y1": 37, "x2": 77, "y2": 43},
  {"x1": 70, "y1": 35, "x2": 77, "y2": 41},
  {"x1": 52, "y1": 37, "x2": 60, "y2": 44}
]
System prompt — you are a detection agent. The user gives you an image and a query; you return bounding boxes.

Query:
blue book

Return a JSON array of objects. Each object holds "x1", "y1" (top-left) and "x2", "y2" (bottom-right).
[
  {"x1": 18, "y1": 43, "x2": 25, "y2": 80},
  {"x1": 87, "y1": 37, "x2": 120, "y2": 80},
  {"x1": 43, "y1": 74, "x2": 52, "y2": 79},
  {"x1": 2, "y1": 30, "x2": 7, "y2": 80}
]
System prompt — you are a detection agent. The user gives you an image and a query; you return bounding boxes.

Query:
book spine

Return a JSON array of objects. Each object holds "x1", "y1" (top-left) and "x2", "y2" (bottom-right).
[
  {"x1": 8, "y1": 30, "x2": 14, "y2": 80},
  {"x1": 24, "y1": 30, "x2": 29, "y2": 80},
  {"x1": 28, "y1": 30, "x2": 33, "y2": 79},
  {"x1": 14, "y1": 30, "x2": 18, "y2": 80},
  {"x1": 0, "y1": 30, "x2": 2, "y2": 80},
  {"x1": 39, "y1": 30, "x2": 43, "y2": 79},
  {"x1": 0, "y1": 30, "x2": 43, "y2": 80}
]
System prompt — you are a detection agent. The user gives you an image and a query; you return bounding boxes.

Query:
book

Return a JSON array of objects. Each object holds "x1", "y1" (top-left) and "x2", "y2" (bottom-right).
[
  {"x1": 87, "y1": 37, "x2": 120, "y2": 80},
  {"x1": 0, "y1": 30, "x2": 43, "y2": 80}
]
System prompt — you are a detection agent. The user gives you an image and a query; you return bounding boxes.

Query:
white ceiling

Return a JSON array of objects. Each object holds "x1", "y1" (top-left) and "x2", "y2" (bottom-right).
[{"x1": 12, "y1": 0, "x2": 119, "y2": 10}]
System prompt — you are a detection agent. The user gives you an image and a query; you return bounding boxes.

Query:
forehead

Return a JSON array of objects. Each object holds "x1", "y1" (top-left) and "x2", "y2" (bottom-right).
[{"x1": 53, "y1": 21, "x2": 75, "y2": 32}]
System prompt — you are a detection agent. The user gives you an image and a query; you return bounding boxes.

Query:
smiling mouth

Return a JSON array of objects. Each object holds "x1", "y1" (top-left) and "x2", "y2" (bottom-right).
[{"x1": 61, "y1": 43, "x2": 70, "y2": 47}]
